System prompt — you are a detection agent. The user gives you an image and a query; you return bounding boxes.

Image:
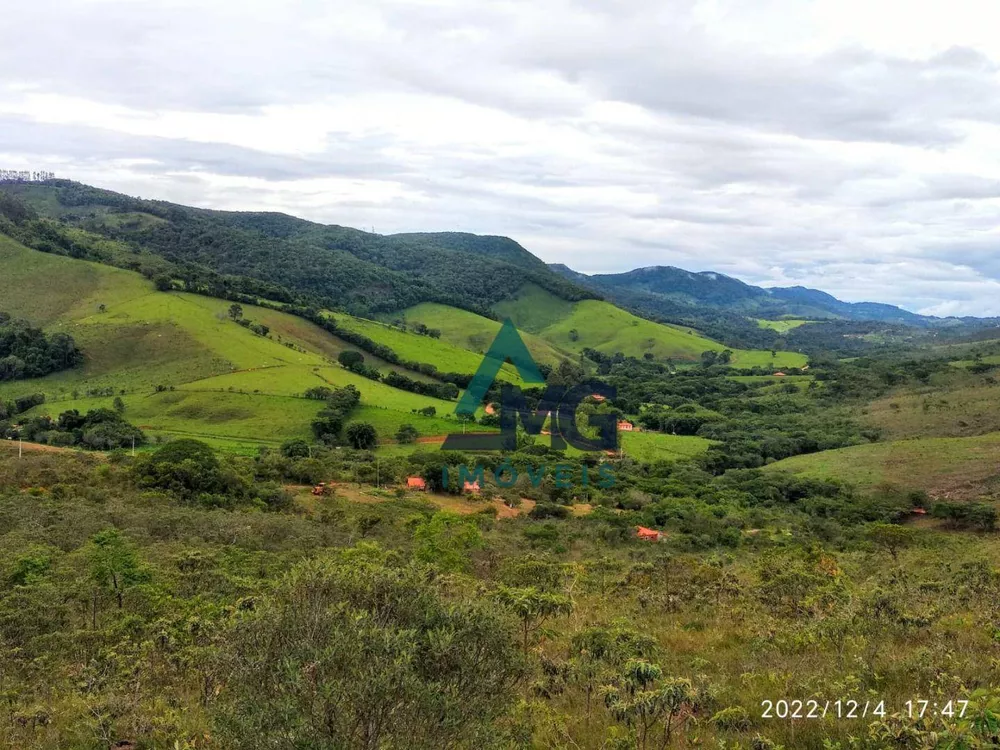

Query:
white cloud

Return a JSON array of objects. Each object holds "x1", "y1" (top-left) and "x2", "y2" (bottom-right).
[{"x1": 4, "y1": 0, "x2": 1000, "y2": 316}]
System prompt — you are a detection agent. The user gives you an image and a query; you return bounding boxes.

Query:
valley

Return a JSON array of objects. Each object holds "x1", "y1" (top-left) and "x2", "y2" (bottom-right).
[{"x1": 4, "y1": 180, "x2": 1000, "y2": 750}]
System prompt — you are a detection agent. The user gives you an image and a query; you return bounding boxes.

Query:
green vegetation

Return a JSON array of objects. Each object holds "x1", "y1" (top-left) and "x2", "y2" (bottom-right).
[
  {"x1": 0, "y1": 312, "x2": 80, "y2": 381},
  {"x1": 2, "y1": 180, "x2": 596, "y2": 317},
  {"x1": 396, "y1": 301, "x2": 570, "y2": 367},
  {"x1": 756, "y1": 318, "x2": 811, "y2": 332},
  {"x1": 767, "y1": 431, "x2": 1000, "y2": 497},
  {"x1": 495, "y1": 283, "x2": 807, "y2": 368},
  {"x1": 8, "y1": 181, "x2": 1000, "y2": 749},
  {"x1": 10, "y1": 406, "x2": 145, "y2": 450},
  {"x1": 0, "y1": 238, "x2": 470, "y2": 448},
  {"x1": 337, "y1": 312, "x2": 525, "y2": 383},
  {"x1": 4, "y1": 424, "x2": 1000, "y2": 748},
  {"x1": 619, "y1": 431, "x2": 715, "y2": 462}
]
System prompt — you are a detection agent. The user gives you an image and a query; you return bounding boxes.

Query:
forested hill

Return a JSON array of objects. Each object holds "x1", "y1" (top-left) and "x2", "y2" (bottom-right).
[
  {"x1": 0, "y1": 180, "x2": 596, "y2": 317},
  {"x1": 552, "y1": 263, "x2": 936, "y2": 326}
]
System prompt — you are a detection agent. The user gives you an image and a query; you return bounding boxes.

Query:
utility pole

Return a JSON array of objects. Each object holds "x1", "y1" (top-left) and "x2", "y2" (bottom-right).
[{"x1": 131, "y1": 435, "x2": 136, "y2": 457}]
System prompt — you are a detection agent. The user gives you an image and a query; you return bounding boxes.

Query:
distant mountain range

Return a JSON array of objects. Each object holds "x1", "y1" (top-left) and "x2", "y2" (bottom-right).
[{"x1": 550, "y1": 264, "x2": 948, "y2": 327}]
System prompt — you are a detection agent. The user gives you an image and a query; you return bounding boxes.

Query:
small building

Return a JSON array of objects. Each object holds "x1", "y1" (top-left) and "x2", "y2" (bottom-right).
[
  {"x1": 636, "y1": 526, "x2": 662, "y2": 542},
  {"x1": 463, "y1": 480, "x2": 481, "y2": 494},
  {"x1": 617, "y1": 420, "x2": 634, "y2": 432},
  {"x1": 590, "y1": 394, "x2": 607, "y2": 402},
  {"x1": 912, "y1": 507, "x2": 928, "y2": 515},
  {"x1": 484, "y1": 403, "x2": 497, "y2": 416},
  {"x1": 311, "y1": 482, "x2": 330, "y2": 496},
  {"x1": 407, "y1": 476, "x2": 427, "y2": 491},
  {"x1": 774, "y1": 372, "x2": 787, "y2": 377}
]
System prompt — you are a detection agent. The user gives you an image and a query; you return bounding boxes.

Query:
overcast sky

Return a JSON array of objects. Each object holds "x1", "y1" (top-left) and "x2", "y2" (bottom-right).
[{"x1": 5, "y1": 0, "x2": 1000, "y2": 315}]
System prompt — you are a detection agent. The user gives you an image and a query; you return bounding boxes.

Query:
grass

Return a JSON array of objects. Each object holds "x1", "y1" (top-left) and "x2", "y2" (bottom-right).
[
  {"x1": 490, "y1": 283, "x2": 808, "y2": 368},
  {"x1": 0, "y1": 238, "x2": 488, "y2": 449},
  {"x1": 492, "y1": 282, "x2": 576, "y2": 332},
  {"x1": 949, "y1": 355, "x2": 1000, "y2": 369},
  {"x1": 766, "y1": 432, "x2": 1000, "y2": 499},
  {"x1": 394, "y1": 302, "x2": 569, "y2": 367},
  {"x1": 557, "y1": 429, "x2": 715, "y2": 462},
  {"x1": 620, "y1": 431, "x2": 715, "y2": 462},
  {"x1": 863, "y1": 379, "x2": 1000, "y2": 440},
  {"x1": 756, "y1": 318, "x2": 811, "y2": 332},
  {"x1": 332, "y1": 313, "x2": 523, "y2": 383},
  {"x1": 0, "y1": 234, "x2": 150, "y2": 325}
]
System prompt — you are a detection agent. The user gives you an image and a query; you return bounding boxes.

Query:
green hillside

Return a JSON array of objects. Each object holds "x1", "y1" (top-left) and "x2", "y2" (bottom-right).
[
  {"x1": 333, "y1": 313, "x2": 525, "y2": 383},
  {"x1": 757, "y1": 318, "x2": 811, "y2": 332},
  {"x1": 766, "y1": 432, "x2": 1000, "y2": 499},
  {"x1": 494, "y1": 283, "x2": 808, "y2": 368},
  {"x1": 0, "y1": 236, "x2": 472, "y2": 448},
  {"x1": 393, "y1": 302, "x2": 570, "y2": 367},
  {"x1": 4, "y1": 180, "x2": 596, "y2": 317}
]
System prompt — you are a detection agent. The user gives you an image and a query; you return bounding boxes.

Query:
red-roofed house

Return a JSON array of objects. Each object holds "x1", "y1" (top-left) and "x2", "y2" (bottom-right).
[
  {"x1": 407, "y1": 476, "x2": 427, "y2": 491},
  {"x1": 617, "y1": 420, "x2": 634, "y2": 432},
  {"x1": 463, "y1": 480, "x2": 481, "y2": 495},
  {"x1": 774, "y1": 372, "x2": 787, "y2": 377},
  {"x1": 636, "y1": 526, "x2": 662, "y2": 542}
]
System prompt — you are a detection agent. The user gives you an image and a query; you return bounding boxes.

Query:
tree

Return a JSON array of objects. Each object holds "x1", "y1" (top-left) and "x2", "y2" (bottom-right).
[
  {"x1": 494, "y1": 585, "x2": 574, "y2": 653},
  {"x1": 113, "y1": 396, "x2": 126, "y2": 414},
  {"x1": 345, "y1": 422, "x2": 378, "y2": 450},
  {"x1": 153, "y1": 275, "x2": 173, "y2": 291},
  {"x1": 867, "y1": 522, "x2": 915, "y2": 562},
  {"x1": 135, "y1": 439, "x2": 230, "y2": 499},
  {"x1": 395, "y1": 423, "x2": 419, "y2": 444},
  {"x1": 88, "y1": 529, "x2": 150, "y2": 615},
  {"x1": 280, "y1": 438, "x2": 311, "y2": 458},
  {"x1": 412, "y1": 512, "x2": 485, "y2": 572},
  {"x1": 312, "y1": 412, "x2": 345, "y2": 444},
  {"x1": 338, "y1": 350, "x2": 365, "y2": 369},
  {"x1": 228, "y1": 303, "x2": 243, "y2": 321},
  {"x1": 570, "y1": 625, "x2": 657, "y2": 722},
  {"x1": 602, "y1": 660, "x2": 705, "y2": 750}
]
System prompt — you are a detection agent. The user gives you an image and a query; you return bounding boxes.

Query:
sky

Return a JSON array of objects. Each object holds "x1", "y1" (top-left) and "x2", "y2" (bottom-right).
[{"x1": 4, "y1": 0, "x2": 1000, "y2": 316}]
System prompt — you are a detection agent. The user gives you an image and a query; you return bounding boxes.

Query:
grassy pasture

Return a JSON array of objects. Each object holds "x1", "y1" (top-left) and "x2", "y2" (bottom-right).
[
  {"x1": 394, "y1": 302, "x2": 569, "y2": 367},
  {"x1": 620, "y1": 431, "x2": 716, "y2": 462},
  {"x1": 756, "y1": 318, "x2": 811, "y2": 332},
  {"x1": 766, "y1": 432, "x2": 1000, "y2": 499},
  {"x1": 0, "y1": 238, "x2": 483, "y2": 448},
  {"x1": 491, "y1": 283, "x2": 809, "y2": 368},
  {"x1": 864, "y1": 380, "x2": 1000, "y2": 440},
  {"x1": 333, "y1": 313, "x2": 523, "y2": 383}
]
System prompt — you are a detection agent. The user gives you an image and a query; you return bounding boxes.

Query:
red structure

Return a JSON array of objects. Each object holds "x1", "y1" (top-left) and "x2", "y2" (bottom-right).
[
  {"x1": 463, "y1": 480, "x2": 481, "y2": 494},
  {"x1": 636, "y1": 526, "x2": 662, "y2": 542},
  {"x1": 407, "y1": 476, "x2": 427, "y2": 491},
  {"x1": 617, "y1": 420, "x2": 635, "y2": 432}
]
